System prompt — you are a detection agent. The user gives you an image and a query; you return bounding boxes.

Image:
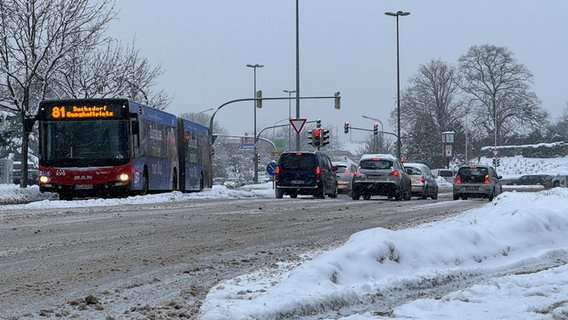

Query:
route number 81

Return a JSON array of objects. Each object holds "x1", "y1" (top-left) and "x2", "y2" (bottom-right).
[{"x1": 51, "y1": 106, "x2": 66, "y2": 119}]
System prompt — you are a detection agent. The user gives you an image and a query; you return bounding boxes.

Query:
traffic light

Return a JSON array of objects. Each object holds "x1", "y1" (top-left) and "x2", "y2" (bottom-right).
[
  {"x1": 334, "y1": 91, "x2": 341, "y2": 109},
  {"x1": 496, "y1": 158, "x2": 501, "y2": 166},
  {"x1": 255, "y1": 90, "x2": 263, "y2": 108},
  {"x1": 307, "y1": 130, "x2": 313, "y2": 145},
  {"x1": 344, "y1": 122, "x2": 349, "y2": 134},
  {"x1": 316, "y1": 119, "x2": 321, "y2": 128},
  {"x1": 322, "y1": 128, "x2": 330, "y2": 145},
  {"x1": 312, "y1": 128, "x2": 321, "y2": 147},
  {"x1": 492, "y1": 158, "x2": 497, "y2": 167},
  {"x1": 373, "y1": 123, "x2": 379, "y2": 135}
]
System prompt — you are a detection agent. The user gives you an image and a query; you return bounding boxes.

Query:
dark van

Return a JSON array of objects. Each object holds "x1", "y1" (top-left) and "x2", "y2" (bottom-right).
[{"x1": 275, "y1": 151, "x2": 338, "y2": 199}]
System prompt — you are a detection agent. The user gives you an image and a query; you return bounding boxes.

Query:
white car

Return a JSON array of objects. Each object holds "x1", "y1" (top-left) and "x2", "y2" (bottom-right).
[{"x1": 431, "y1": 168, "x2": 455, "y2": 183}]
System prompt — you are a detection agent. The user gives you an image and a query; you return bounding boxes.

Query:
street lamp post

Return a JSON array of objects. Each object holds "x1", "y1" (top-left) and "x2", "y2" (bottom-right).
[
  {"x1": 295, "y1": 0, "x2": 301, "y2": 151},
  {"x1": 283, "y1": 89, "x2": 296, "y2": 150},
  {"x1": 195, "y1": 107, "x2": 215, "y2": 115},
  {"x1": 385, "y1": 10, "x2": 410, "y2": 160},
  {"x1": 246, "y1": 63, "x2": 263, "y2": 184}
]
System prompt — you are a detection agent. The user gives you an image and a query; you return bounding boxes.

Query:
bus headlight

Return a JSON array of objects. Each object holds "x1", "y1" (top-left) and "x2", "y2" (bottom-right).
[
  {"x1": 118, "y1": 173, "x2": 130, "y2": 182},
  {"x1": 39, "y1": 175, "x2": 50, "y2": 184}
]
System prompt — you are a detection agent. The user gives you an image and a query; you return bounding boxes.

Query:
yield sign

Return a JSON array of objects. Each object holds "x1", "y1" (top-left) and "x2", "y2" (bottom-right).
[{"x1": 289, "y1": 118, "x2": 307, "y2": 134}]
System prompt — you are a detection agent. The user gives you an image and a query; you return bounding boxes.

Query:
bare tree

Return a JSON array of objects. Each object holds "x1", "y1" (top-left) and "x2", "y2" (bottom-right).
[
  {"x1": 54, "y1": 39, "x2": 171, "y2": 109},
  {"x1": 0, "y1": 0, "x2": 116, "y2": 187},
  {"x1": 458, "y1": 44, "x2": 547, "y2": 147},
  {"x1": 396, "y1": 59, "x2": 464, "y2": 166}
]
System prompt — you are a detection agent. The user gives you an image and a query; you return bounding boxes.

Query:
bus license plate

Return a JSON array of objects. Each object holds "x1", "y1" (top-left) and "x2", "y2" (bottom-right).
[{"x1": 75, "y1": 184, "x2": 93, "y2": 190}]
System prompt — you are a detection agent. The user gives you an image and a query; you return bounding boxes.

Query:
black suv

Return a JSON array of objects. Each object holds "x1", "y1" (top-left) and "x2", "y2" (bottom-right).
[{"x1": 275, "y1": 151, "x2": 338, "y2": 199}]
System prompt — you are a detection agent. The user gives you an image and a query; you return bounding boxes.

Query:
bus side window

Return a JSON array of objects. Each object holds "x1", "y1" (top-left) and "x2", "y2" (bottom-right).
[{"x1": 131, "y1": 116, "x2": 140, "y2": 158}]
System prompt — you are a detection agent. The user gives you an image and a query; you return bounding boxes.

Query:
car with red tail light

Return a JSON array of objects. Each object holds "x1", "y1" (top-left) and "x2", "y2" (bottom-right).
[
  {"x1": 332, "y1": 159, "x2": 357, "y2": 195},
  {"x1": 453, "y1": 165, "x2": 502, "y2": 201},
  {"x1": 351, "y1": 154, "x2": 411, "y2": 201},
  {"x1": 275, "y1": 151, "x2": 338, "y2": 199},
  {"x1": 404, "y1": 162, "x2": 438, "y2": 199}
]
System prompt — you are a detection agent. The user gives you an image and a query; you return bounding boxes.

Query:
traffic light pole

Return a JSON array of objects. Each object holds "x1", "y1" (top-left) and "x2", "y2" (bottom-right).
[
  {"x1": 345, "y1": 125, "x2": 399, "y2": 140},
  {"x1": 256, "y1": 120, "x2": 319, "y2": 147},
  {"x1": 208, "y1": 95, "x2": 340, "y2": 146}
]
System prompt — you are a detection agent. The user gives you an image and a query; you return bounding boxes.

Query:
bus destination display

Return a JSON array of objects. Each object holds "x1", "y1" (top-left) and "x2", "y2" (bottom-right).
[{"x1": 48, "y1": 105, "x2": 117, "y2": 119}]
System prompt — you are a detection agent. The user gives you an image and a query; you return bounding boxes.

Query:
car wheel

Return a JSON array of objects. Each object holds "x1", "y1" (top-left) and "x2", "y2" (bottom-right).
[
  {"x1": 431, "y1": 191, "x2": 438, "y2": 200},
  {"x1": 488, "y1": 188, "x2": 495, "y2": 201},
  {"x1": 404, "y1": 191, "x2": 411, "y2": 200},
  {"x1": 275, "y1": 188, "x2": 284, "y2": 199},
  {"x1": 363, "y1": 194, "x2": 371, "y2": 200},
  {"x1": 453, "y1": 194, "x2": 459, "y2": 200},
  {"x1": 351, "y1": 192, "x2": 360, "y2": 200},
  {"x1": 290, "y1": 192, "x2": 297, "y2": 198},
  {"x1": 317, "y1": 184, "x2": 326, "y2": 199},
  {"x1": 329, "y1": 184, "x2": 338, "y2": 198},
  {"x1": 394, "y1": 192, "x2": 402, "y2": 201}
]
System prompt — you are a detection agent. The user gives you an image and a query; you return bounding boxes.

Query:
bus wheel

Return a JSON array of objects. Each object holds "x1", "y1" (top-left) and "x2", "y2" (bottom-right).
[
  {"x1": 172, "y1": 169, "x2": 178, "y2": 191},
  {"x1": 141, "y1": 170, "x2": 149, "y2": 195},
  {"x1": 59, "y1": 192, "x2": 73, "y2": 201}
]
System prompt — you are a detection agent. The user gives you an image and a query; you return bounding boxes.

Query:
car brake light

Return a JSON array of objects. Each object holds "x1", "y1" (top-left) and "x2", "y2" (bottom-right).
[
  {"x1": 344, "y1": 168, "x2": 349, "y2": 174},
  {"x1": 419, "y1": 177, "x2": 424, "y2": 183},
  {"x1": 455, "y1": 175, "x2": 462, "y2": 184},
  {"x1": 315, "y1": 165, "x2": 321, "y2": 181},
  {"x1": 484, "y1": 174, "x2": 490, "y2": 184},
  {"x1": 353, "y1": 170, "x2": 358, "y2": 176},
  {"x1": 389, "y1": 170, "x2": 399, "y2": 177},
  {"x1": 275, "y1": 165, "x2": 280, "y2": 175}
]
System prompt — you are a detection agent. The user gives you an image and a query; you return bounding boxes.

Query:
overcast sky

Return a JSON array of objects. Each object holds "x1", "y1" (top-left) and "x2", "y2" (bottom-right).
[{"x1": 108, "y1": 0, "x2": 567, "y2": 142}]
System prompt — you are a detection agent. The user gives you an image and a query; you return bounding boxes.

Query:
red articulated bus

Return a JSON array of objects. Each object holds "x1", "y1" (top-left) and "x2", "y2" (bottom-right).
[{"x1": 37, "y1": 98, "x2": 212, "y2": 200}]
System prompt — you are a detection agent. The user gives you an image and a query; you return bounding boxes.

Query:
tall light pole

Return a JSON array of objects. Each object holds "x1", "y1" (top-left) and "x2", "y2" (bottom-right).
[
  {"x1": 385, "y1": 10, "x2": 410, "y2": 160},
  {"x1": 246, "y1": 63, "x2": 263, "y2": 184},
  {"x1": 295, "y1": 0, "x2": 301, "y2": 151},
  {"x1": 283, "y1": 89, "x2": 296, "y2": 150}
]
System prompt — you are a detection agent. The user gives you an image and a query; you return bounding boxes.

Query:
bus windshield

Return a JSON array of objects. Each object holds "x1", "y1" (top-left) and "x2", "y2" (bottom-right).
[{"x1": 40, "y1": 119, "x2": 130, "y2": 167}]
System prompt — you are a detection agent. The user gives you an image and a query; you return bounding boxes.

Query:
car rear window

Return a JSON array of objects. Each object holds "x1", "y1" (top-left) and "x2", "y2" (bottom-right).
[
  {"x1": 439, "y1": 170, "x2": 453, "y2": 177},
  {"x1": 360, "y1": 159, "x2": 393, "y2": 170},
  {"x1": 334, "y1": 164, "x2": 347, "y2": 171},
  {"x1": 279, "y1": 153, "x2": 317, "y2": 170},
  {"x1": 457, "y1": 167, "x2": 489, "y2": 183},
  {"x1": 406, "y1": 167, "x2": 422, "y2": 175}
]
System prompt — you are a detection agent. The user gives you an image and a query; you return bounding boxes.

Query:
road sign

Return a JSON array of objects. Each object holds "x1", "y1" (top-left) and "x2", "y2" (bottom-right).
[
  {"x1": 241, "y1": 136, "x2": 255, "y2": 150},
  {"x1": 445, "y1": 144, "x2": 453, "y2": 157},
  {"x1": 289, "y1": 118, "x2": 306, "y2": 134},
  {"x1": 266, "y1": 160, "x2": 277, "y2": 176}
]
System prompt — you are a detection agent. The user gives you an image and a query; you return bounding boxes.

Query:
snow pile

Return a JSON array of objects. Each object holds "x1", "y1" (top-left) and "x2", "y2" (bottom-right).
[
  {"x1": 0, "y1": 184, "x2": 57, "y2": 204},
  {"x1": 200, "y1": 189, "x2": 568, "y2": 319},
  {"x1": 0, "y1": 183, "x2": 274, "y2": 208}
]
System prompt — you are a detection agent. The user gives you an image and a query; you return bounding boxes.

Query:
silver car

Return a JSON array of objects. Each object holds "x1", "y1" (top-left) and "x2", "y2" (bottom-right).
[
  {"x1": 404, "y1": 163, "x2": 438, "y2": 200},
  {"x1": 453, "y1": 165, "x2": 503, "y2": 201},
  {"x1": 332, "y1": 160, "x2": 357, "y2": 195},
  {"x1": 351, "y1": 154, "x2": 411, "y2": 201}
]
